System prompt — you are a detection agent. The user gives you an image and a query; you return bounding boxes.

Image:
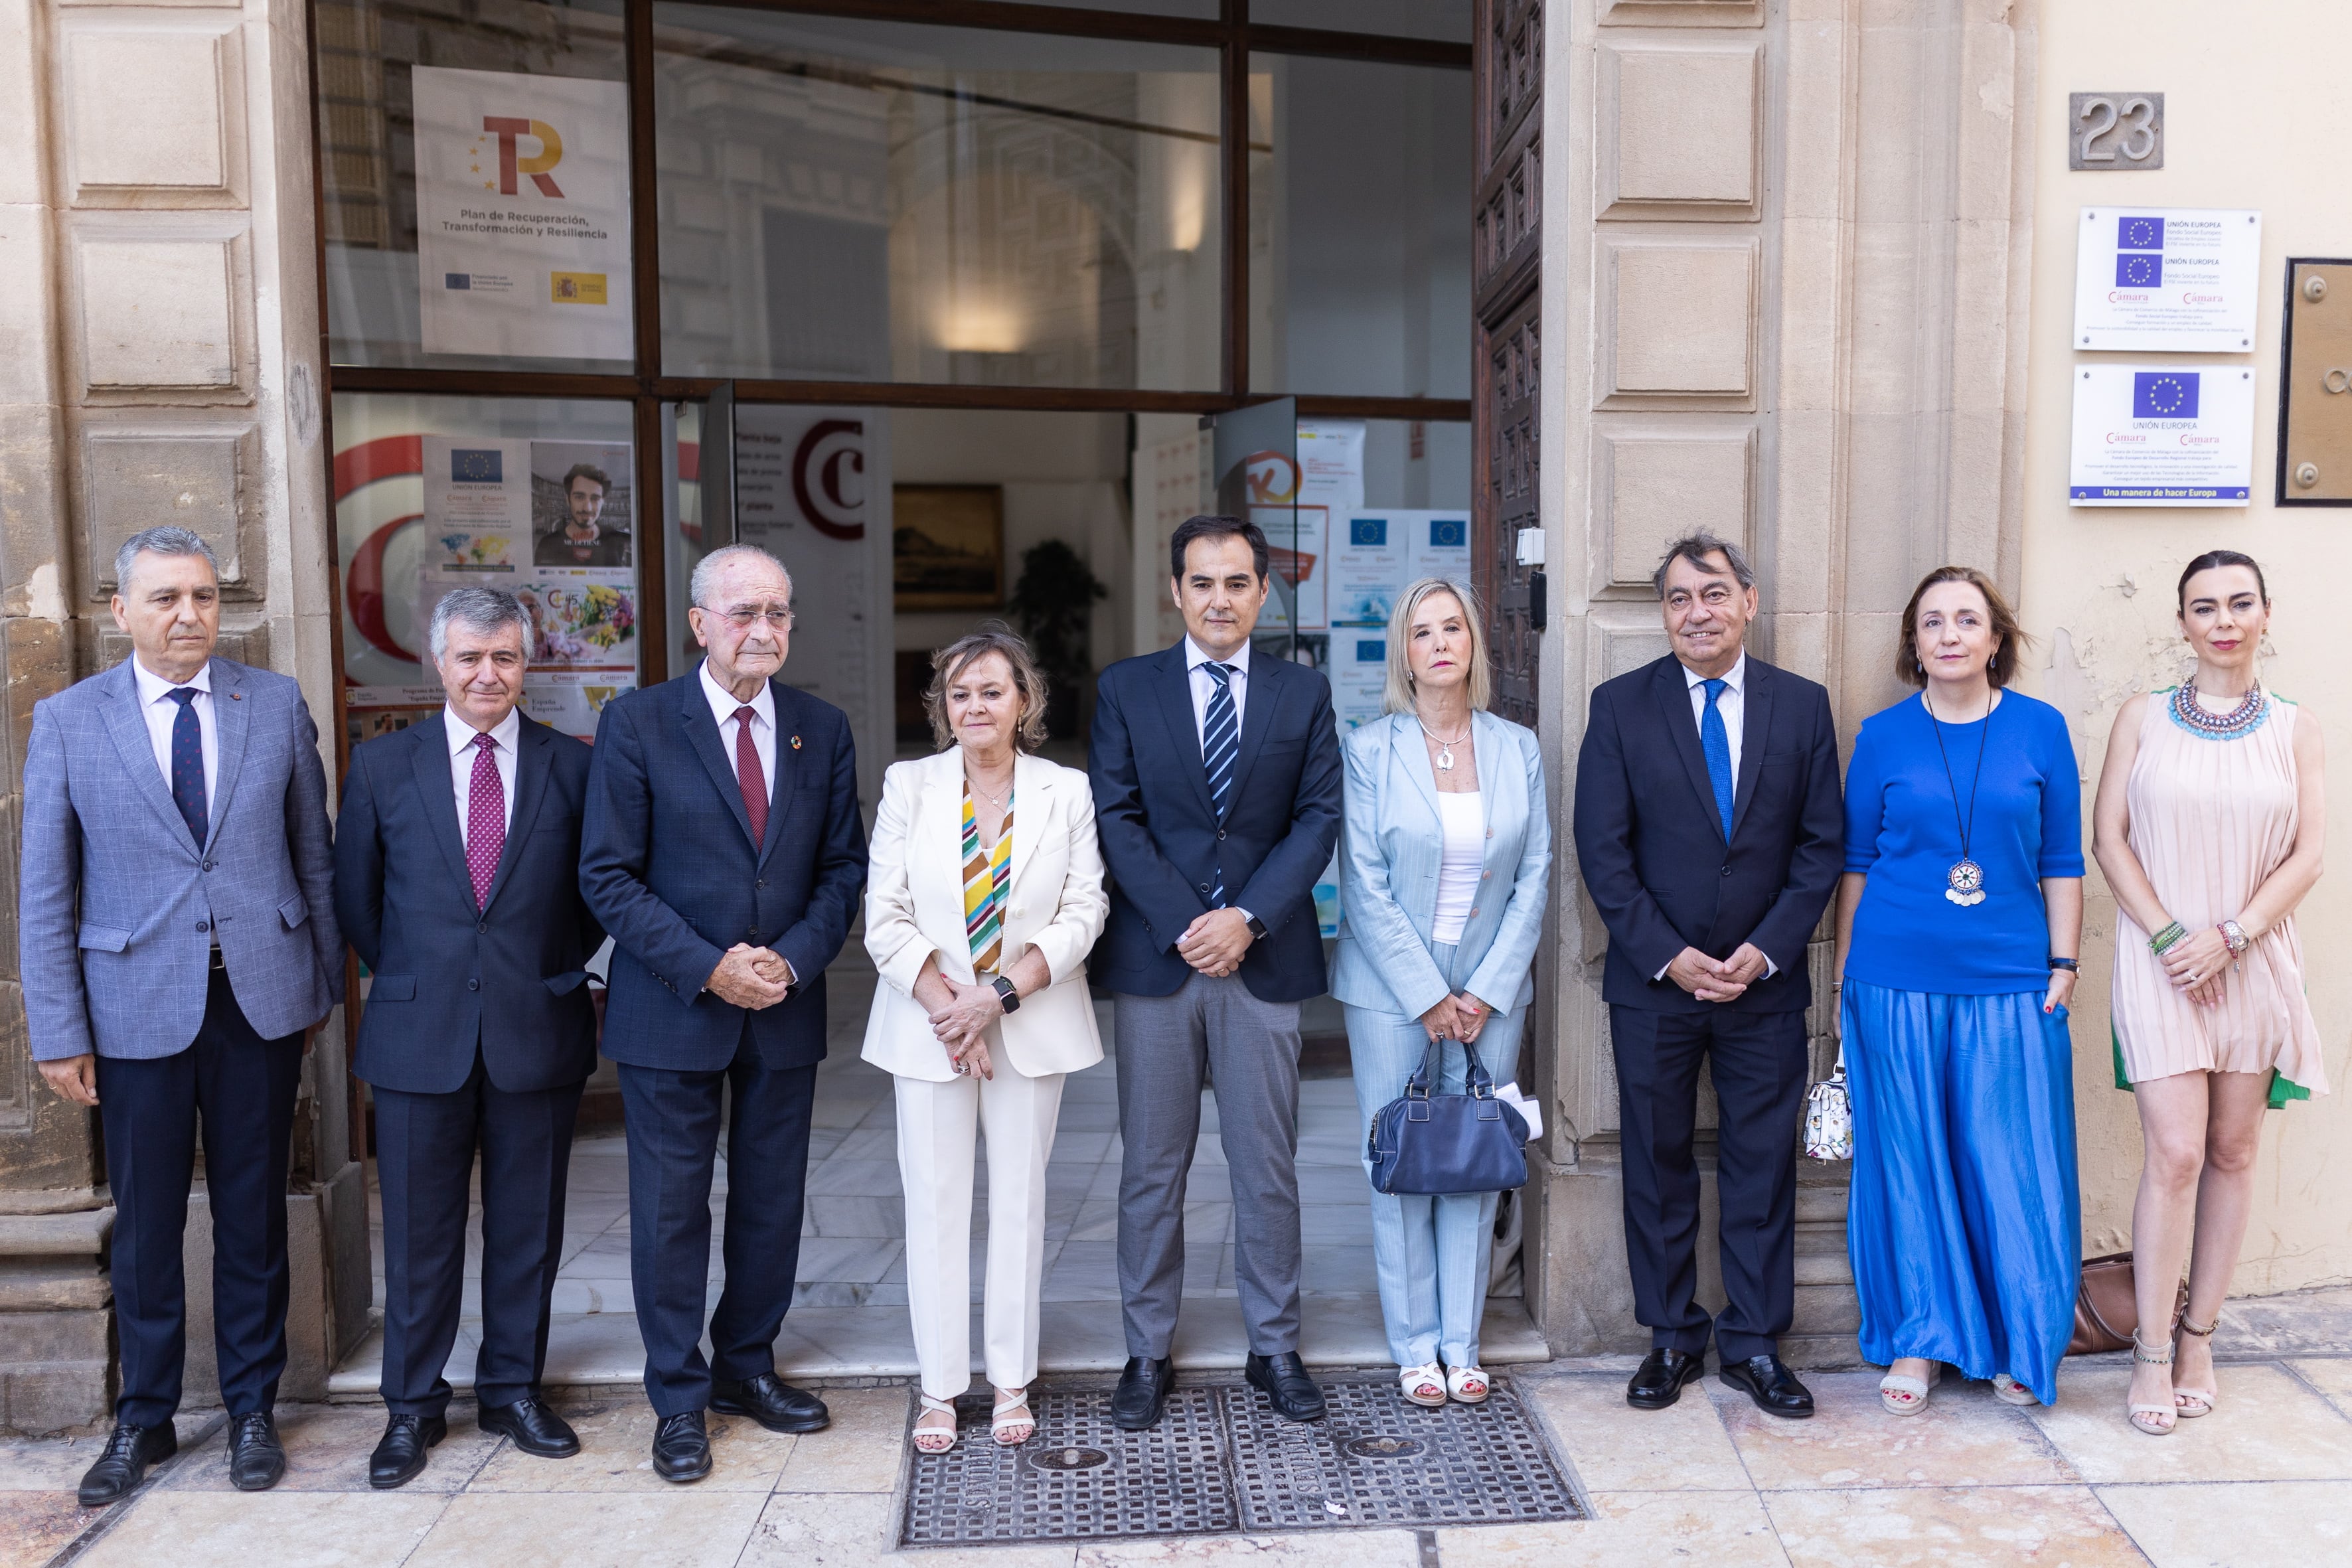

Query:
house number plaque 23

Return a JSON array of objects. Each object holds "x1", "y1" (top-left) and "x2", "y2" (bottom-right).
[{"x1": 2071, "y1": 93, "x2": 2164, "y2": 171}]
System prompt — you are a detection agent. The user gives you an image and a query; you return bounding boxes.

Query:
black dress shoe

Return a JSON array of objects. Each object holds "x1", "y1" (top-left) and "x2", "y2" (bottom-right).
[
  {"x1": 651, "y1": 1410, "x2": 712, "y2": 1483},
  {"x1": 226, "y1": 1411, "x2": 287, "y2": 1490},
  {"x1": 1245, "y1": 1352, "x2": 1328, "y2": 1423},
  {"x1": 1720, "y1": 1354, "x2": 1816, "y2": 1419},
  {"x1": 76, "y1": 1421, "x2": 176, "y2": 1506},
  {"x1": 1111, "y1": 1356, "x2": 1176, "y2": 1431},
  {"x1": 710, "y1": 1373, "x2": 830, "y2": 1435},
  {"x1": 1625, "y1": 1348, "x2": 1707, "y2": 1410},
  {"x1": 479, "y1": 1397, "x2": 581, "y2": 1457},
  {"x1": 368, "y1": 1413, "x2": 447, "y2": 1489}
]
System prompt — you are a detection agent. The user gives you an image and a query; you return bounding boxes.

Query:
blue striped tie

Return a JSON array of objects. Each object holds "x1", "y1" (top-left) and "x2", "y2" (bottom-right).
[
  {"x1": 1201, "y1": 661, "x2": 1239, "y2": 907},
  {"x1": 165, "y1": 686, "x2": 208, "y2": 848}
]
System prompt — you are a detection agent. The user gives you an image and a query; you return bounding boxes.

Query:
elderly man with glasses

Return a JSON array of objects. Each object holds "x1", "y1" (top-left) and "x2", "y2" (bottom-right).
[{"x1": 579, "y1": 544, "x2": 868, "y2": 1482}]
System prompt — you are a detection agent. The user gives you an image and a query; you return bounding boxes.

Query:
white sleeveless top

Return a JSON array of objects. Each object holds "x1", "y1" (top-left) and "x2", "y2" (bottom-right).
[{"x1": 1430, "y1": 791, "x2": 1484, "y2": 947}]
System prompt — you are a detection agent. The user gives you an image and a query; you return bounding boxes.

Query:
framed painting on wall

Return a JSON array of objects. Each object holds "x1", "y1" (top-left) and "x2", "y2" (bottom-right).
[{"x1": 894, "y1": 484, "x2": 1003, "y2": 610}]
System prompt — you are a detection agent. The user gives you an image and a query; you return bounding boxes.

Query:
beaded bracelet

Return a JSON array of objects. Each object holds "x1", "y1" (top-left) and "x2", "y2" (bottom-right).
[{"x1": 2150, "y1": 921, "x2": 2188, "y2": 955}]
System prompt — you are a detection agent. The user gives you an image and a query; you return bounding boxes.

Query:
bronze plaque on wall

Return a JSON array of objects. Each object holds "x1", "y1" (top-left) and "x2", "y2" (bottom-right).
[{"x1": 2278, "y1": 258, "x2": 2352, "y2": 505}]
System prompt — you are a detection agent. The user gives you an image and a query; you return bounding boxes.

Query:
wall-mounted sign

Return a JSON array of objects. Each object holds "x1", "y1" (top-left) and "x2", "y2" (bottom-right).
[
  {"x1": 2069, "y1": 92, "x2": 2163, "y2": 171},
  {"x1": 2069, "y1": 364, "x2": 2255, "y2": 507},
  {"x1": 413, "y1": 67, "x2": 633, "y2": 362},
  {"x1": 2072, "y1": 207, "x2": 2261, "y2": 353}
]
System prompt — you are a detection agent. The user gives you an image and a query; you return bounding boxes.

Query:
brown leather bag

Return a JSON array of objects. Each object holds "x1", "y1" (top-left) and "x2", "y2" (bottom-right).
[{"x1": 2069, "y1": 1251, "x2": 2189, "y2": 1356}]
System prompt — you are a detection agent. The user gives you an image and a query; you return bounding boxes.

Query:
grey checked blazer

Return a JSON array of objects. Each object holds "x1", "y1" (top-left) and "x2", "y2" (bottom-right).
[{"x1": 20, "y1": 656, "x2": 344, "y2": 1060}]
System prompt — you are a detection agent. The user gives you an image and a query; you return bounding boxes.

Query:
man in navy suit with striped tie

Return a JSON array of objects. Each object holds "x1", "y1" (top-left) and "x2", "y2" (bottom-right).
[{"x1": 1088, "y1": 515, "x2": 1344, "y2": 1430}]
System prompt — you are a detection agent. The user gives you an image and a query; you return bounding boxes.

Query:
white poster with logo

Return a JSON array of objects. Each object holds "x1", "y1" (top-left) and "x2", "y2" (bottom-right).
[
  {"x1": 413, "y1": 67, "x2": 634, "y2": 361},
  {"x1": 1287, "y1": 422, "x2": 1365, "y2": 632},
  {"x1": 2069, "y1": 364, "x2": 2256, "y2": 506},
  {"x1": 2071, "y1": 207, "x2": 2262, "y2": 353},
  {"x1": 732, "y1": 405, "x2": 894, "y2": 804},
  {"x1": 1407, "y1": 512, "x2": 1473, "y2": 585},
  {"x1": 1327, "y1": 512, "x2": 1411, "y2": 632}
]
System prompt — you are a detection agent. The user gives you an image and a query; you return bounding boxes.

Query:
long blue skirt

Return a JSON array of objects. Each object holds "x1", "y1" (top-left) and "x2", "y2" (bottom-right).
[{"x1": 1842, "y1": 980, "x2": 2080, "y2": 1405}]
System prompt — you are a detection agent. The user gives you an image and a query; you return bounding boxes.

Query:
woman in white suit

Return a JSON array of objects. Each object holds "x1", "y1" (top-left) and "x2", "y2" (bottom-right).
[
  {"x1": 862, "y1": 628, "x2": 1107, "y2": 1454},
  {"x1": 1334, "y1": 578, "x2": 1551, "y2": 1408}
]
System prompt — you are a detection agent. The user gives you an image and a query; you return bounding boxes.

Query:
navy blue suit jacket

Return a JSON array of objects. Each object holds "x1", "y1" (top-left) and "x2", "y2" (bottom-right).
[
  {"x1": 1087, "y1": 644, "x2": 1343, "y2": 1004},
  {"x1": 1571, "y1": 654, "x2": 1842, "y2": 1015},
  {"x1": 335, "y1": 714, "x2": 603, "y2": 1095},
  {"x1": 579, "y1": 667, "x2": 866, "y2": 1071}
]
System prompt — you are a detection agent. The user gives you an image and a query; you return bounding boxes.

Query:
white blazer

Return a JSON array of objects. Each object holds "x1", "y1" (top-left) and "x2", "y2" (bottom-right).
[{"x1": 860, "y1": 748, "x2": 1108, "y2": 1082}]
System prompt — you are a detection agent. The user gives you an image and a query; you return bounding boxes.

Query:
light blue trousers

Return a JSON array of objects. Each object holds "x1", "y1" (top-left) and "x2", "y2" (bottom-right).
[{"x1": 1345, "y1": 942, "x2": 1526, "y2": 1370}]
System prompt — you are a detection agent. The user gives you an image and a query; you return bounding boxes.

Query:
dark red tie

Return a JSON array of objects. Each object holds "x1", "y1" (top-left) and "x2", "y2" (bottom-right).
[
  {"x1": 465, "y1": 733, "x2": 505, "y2": 907},
  {"x1": 734, "y1": 706, "x2": 768, "y2": 847}
]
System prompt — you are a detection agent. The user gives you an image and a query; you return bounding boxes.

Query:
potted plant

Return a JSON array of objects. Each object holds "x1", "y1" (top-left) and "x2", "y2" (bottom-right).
[{"x1": 1005, "y1": 539, "x2": 1109, "y2": 740}]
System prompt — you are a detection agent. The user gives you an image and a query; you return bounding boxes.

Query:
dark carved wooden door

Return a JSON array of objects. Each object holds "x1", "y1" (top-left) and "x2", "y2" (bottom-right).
[{"x1": 1472, "y1": 0, "x2": 1542, "y2": 728}]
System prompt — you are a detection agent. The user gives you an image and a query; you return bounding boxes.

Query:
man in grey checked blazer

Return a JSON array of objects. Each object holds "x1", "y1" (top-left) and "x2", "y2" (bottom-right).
[{"x1": 21, "y1": 527, "x2": 343, "y2": 1505}]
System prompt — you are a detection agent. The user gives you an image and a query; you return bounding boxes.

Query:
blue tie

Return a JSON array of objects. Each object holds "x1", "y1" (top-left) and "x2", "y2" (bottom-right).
[
  {"x1": 166, "y1": 686, "x2": 208, "y2": 848},
  {"x1": 1201, "y1": 661, "x2": 1239, "y2": 906},
  {"x1": 1700, "y1": 678, "x2": 1735, "y2": 841}
]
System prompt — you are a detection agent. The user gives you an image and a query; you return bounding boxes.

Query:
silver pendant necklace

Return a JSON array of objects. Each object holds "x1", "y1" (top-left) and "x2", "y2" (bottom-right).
[
  {"x1": 1415, "y1": 713, "x2": 1472, "y2": 772},
  {"x1": 1922, "y1": 690, "x2": 1994, "y2": 907}
]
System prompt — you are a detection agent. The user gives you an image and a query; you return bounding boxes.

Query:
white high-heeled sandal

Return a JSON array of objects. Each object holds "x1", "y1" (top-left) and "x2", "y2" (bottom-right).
[
  {"x1": 2128, "y1": 1332, "x2": 2177, "y2": 1436},
  {"x1": 991, "y1": 1387, "x2": 1035, "y2": 1447},
  {"x1": 913, "y1": 1395, "x2": 959, "y2": 1454},
  {"x1": 1399, "y1": 1363, "x2": 1447, "y2": 1408},
  {"x1": 2173, "y1": 1314, "x2": 2219, "y2": 1418},
  {"x1": 1446, "y1": 1366, "x2": 1490, "y2": 1405},
  {"x1": 1992, "y1": 1373, "x2": 2039, "y2": 1407},
  {"x1": 1878, "y1": 1364, "x2": 1939, "y2": 1416}
]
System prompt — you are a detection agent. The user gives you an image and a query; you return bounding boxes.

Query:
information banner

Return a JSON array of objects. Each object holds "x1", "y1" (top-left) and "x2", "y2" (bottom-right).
[
  {"x1": 1331, "y1": 629, "x2": 1390, "y2": 733},
  {"x1": 413, "y1": 67, "x2": 633, "y2": 362},
  {"x1": 2071, "y1": 207, "x2": 2262, "y2": 353},
  {"x1": 2069, "y1": 364, "x2": 2256, "y2": 506}
]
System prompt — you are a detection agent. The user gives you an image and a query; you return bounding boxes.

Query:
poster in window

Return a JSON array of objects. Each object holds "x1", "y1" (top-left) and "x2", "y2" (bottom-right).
[
  {"x1": 531, "y1": 441, "x2": 633, "y2": 566},
  {"x1": 412, "y1": 67, "x2": 633, "y2": 362}
]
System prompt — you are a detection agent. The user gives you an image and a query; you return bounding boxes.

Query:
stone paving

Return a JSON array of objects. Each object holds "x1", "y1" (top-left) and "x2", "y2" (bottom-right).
[{"x1": 13, "y1": 1301, "x2": 2352, "y2": 1567}]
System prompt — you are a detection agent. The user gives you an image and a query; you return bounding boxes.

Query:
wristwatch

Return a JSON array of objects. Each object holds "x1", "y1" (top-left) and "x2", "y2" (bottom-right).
[
  {"x1": 1243, "y1": 913, "x2": 1269, "y2": 941},
  {"x1": 2047, "y1": 957, "x2": 2080, "y2": 973},
  {"x1": 2219, "y1": 919, "x2": 2251, "y2": 957},
  {"x1": 990, "y1": 974, "x2": 1021, "y2": 1013}
]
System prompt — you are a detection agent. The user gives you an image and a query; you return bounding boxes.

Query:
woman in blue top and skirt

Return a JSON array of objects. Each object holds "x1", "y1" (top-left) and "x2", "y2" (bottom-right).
[
  {"x1": 1834, "y1": 566, "x2": 2084, "y2": 1414},
  {"x1": 1333, "y1": 578, "x2": 1551, "y2": 1409}
]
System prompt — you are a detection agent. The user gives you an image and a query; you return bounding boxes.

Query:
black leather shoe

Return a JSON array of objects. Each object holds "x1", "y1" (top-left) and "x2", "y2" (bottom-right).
[
  {"x1": 367, "y1": 1413, "x2": 446, "y2": 1489},
  {"x1": 479, "y1": 1397, "x2": 580, "y2": 1457},
  {"x1": 1111, "y1": 1356, "x2": 1176, "y2": 1431},
  {"x1": 651, "y1": 1410, "x2": 712, "y2": 1483},
  {"x1": 710, "y1": 1373, "x2": 830, "y2": 1435},
  {"x1": 1720, "y1": 1354, "x2": 1816, "y2": 1419},
  {"x1": 226, "y1": 1411, "x2": 287, "y2": 1490},
  {"x1": 77, "y1": 1421, "x2": 176, "y2": 1506},
  {"x1": 1245, "y1": 1352, "x2": 1328, "y2": 1423},
  {"x1": 1625, "y1": 1348, "x2": 1707, "y2": 1410}
]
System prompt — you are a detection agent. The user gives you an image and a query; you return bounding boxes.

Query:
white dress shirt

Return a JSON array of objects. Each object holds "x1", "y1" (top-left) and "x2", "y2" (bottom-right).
[
  {"x1": 1682, "y1": 652, "x2": 1747, "y2": 781},
  {"x1": 130, "y1": 657, "x2": 218, "y2": 808},
  {"x1": 1182, "y1": 635, "x2": 1251, "y2": 748},
  {"x1": 700, "y1": 659, "x2": 776, "y2": 789},
  {"x1": 443, "y1": 705, "x2": 520, "y2": 848}
]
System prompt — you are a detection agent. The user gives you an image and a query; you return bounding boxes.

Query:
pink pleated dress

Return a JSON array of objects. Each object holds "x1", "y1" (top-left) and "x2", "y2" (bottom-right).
[{"x1": 2112, "y1": 689, "x2": 2328, "y2": 1094}]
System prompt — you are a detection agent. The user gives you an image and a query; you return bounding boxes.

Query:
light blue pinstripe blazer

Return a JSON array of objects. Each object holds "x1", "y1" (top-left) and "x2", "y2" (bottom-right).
[{"x1": 1330, "y1": 709, "x2": 1551, "y2": 1021}]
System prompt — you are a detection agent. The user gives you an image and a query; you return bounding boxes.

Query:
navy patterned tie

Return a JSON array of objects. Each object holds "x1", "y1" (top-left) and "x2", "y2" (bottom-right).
[
  {"x1": 1201, "y1": 661, "x2": 1238, "y2": 907},
  {"x1": 166, "y1": 686, "x2": 208, "y2": 848}
]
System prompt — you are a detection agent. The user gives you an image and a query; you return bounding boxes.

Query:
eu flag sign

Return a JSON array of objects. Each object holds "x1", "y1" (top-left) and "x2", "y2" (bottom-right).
[
  {"x1": 2118, "y1": 214, "x2": 2165, "y2": 252},
  {"x1": 1350, "y1": 516, "x2": 1389, "y2": 546},
  {"x1": 2115, "y1": 252, "x2": 2163, "y2": 288},
  {"x1": 451, "y1": 448, "x2": 504, "y2": 483},
  {"x1": 2132, "y1": 371, "x2": 2199, "y2": 420},
  {"x1": 1427, "y1": 517, "x2": 1467, "y2": 549}
]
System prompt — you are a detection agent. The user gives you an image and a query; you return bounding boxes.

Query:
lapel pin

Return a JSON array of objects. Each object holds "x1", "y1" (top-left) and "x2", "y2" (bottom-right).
[
  {"x1": 230, "y1": 692, "x2": 242, "y2": 700},
  {"x1": 790, "y1": 734, "x2": 803, "y2": 750}
]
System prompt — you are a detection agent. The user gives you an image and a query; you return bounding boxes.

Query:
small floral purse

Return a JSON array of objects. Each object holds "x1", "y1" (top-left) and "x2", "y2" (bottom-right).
[{"x1": 1802, "y1": 1048, "x2": 1852, "y2": 1162}]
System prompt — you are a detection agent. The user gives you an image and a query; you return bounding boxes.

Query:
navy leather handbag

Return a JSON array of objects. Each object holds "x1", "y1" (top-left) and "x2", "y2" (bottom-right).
[{"x1": 1367, "y1": 1040, "x2": 1530, "y2": 1196}]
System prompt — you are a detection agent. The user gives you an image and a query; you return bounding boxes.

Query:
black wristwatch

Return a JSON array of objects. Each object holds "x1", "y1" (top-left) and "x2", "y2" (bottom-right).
[
  {"x1": 990, "y1": 974, "x2": 1020, "y2": 1012},
  {"x1": 2047, "y1": 957, "x2": 2080, "y2": 973},
  {"x1": 1243, "y1": 914, "x2": 1269, "y2": 941}
]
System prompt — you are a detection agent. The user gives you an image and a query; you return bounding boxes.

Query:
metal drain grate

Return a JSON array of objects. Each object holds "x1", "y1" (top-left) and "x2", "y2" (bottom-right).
[{"x1": 897, "y1": 1374, "x2": 1582, "y2": 1549}]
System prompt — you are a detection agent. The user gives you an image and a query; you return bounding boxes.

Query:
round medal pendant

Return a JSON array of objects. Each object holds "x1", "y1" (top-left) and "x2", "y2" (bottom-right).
[{"x1": 1945, "y1": 858, "x2": 1986, "y2": 907}]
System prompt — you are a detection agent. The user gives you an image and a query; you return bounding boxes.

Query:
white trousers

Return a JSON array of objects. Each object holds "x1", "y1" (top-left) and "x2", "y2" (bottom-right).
[{"x1": 894, "y1": 1059, "x2": 1066, "y2": 1400}]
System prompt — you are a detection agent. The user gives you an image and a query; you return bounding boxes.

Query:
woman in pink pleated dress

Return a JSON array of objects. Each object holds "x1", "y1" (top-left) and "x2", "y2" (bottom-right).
[{"x1": 2092, "y1": 550, "x2": 2328, "y2": 1437}]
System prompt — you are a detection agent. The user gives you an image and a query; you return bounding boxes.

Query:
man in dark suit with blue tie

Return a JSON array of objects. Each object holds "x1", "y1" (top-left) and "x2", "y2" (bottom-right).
[
  {"x1": 1572, "y1": 533, "x2": 1843, "y2": 1419},
  {"x1": 334, "y1": 588, "x2": 603, "y2": 1487},
  {"x1": 580, "y1": 544, "x2": 866, "y2": 1482},
  {"x1": 1089, "y1": 514, "x2": 1344, "y2": 1430}
]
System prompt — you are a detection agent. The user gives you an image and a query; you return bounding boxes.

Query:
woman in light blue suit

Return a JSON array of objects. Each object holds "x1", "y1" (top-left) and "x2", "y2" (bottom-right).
[{"x1": 1334, "y1": 577, "x2": 1551, "y2": 1407}]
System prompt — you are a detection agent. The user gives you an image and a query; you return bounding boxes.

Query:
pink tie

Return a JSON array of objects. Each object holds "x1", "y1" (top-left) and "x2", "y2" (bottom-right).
[
  {"x1": 735, "y1": 707, "x2": 769, "y2": 848},
  {"x1": 465, "y1": 732, "x2": 505, "y2": 908}
]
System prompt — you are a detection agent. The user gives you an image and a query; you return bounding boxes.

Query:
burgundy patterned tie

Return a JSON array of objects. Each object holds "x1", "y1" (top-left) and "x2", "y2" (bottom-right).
[
  {"x1": 465, "y1": 732, "x2": 505, "y2": 908},
  {"x1": 734, "y1": 706, "x2": 768, "y2": 847}
]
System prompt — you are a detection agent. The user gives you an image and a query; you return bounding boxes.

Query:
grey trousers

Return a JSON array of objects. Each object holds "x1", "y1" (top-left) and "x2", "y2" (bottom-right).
[{"x1": 1114, "y1": 973, "x2": 1304, "y2": 1358}]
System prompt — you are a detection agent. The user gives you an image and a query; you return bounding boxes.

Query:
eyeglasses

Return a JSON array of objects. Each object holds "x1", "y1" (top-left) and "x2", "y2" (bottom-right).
[{"x1": 705, "y1": 604, "x2": 795, "y2": 631}]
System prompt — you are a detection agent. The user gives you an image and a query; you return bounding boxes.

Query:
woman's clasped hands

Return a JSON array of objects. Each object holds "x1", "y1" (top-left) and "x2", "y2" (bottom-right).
[
  {"x1": 927, "y1": 973, "x2": 1004, "y2": 1079},
  {"x1": 1417, "y1": 990, "x2": 1497, "y2": 1046},
  {"x1": 2160, "y1": 924, "x2": 2234, "y2": 1009}
]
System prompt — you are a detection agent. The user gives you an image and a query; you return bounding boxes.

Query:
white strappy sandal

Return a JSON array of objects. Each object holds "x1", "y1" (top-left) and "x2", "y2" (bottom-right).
[
  {"x1": 1399, "y1": 1363, "x2": 1447, "y2": 1408},
  {"x1": 1992, "y1": 1373, "x2": 2039, "y2": 1407},
  {"x1": 2173, "y1": 1314, "x2": 2219, "y2": 1419},
  {"x1": 991, "y1": 1387, "x2": 1035, "y2": 1447},
  {"x1": 1878, "y1": 1364, "x2": 1939, "y2": 1416},
  {"x1": 1447, "y1": 1366, "x2": 1490, "y2": 1405},
  {"x1": 913, "y1": 1395, "x2": 959, "y2": 1453},
  {"x1": 2128, "y1": 1332, "x2": 2177, "y2": 1436}
]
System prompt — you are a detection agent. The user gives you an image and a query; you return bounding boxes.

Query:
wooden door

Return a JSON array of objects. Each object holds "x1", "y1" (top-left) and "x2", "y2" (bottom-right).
[{"x1": 1472, "y1": 0, "x2": 1543, "y2": 728}]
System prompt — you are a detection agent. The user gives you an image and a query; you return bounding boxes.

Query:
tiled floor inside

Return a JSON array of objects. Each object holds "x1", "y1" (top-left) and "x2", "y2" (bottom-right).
[{"x1": 329, "y1": 976, "x2": 1544, "y2": 1398}]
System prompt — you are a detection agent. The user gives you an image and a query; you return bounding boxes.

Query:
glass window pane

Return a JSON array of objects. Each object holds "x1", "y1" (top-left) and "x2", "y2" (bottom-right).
[
  {"x1": 1249, "y1": 53, "x2": 1470, "y2": 398},
  {"x1": 1022, "y1": 0, "x2": 1218, "y2": 15},
  {"x1": 655, "y1": 7, "x2": 1223, "y2": 392},
  {"x1": 1251, "y1": 1, "x2": 1472, "y2": 43},
  {"x1": 317, "y1": 0, "x2": 633, "y2": 372},
  {"x1": 332, "y1": 392, "x2": 643, "y2": 744}
]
